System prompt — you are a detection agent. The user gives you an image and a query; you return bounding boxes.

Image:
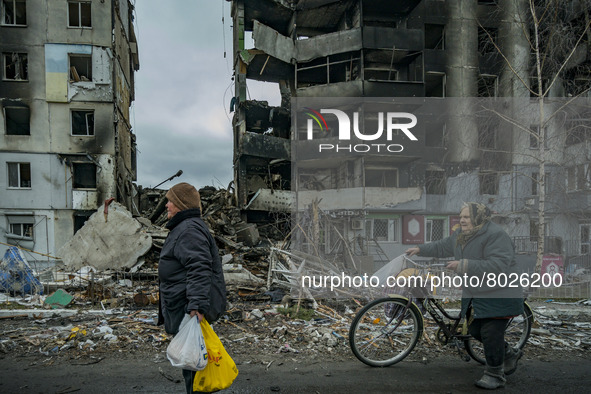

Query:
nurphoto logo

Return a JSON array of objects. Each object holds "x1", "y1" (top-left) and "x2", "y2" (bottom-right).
[{"x1": 304, "y1": 108, "x2": 418, "y2": 153}]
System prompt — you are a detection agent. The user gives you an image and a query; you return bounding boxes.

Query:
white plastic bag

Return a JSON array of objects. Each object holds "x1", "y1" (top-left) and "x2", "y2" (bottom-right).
[{"x1": 166, "y1": 314, "x2": 208, "y2": 371}]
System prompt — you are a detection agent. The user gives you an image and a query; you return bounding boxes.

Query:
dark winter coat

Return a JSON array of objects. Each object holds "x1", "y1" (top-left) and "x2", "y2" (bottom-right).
[
  {"x1": 158, "y1": 209, "x2": 226, "y2": 334},
  {"x1": 418, "y1": 221, "x2": 524, "y2": 319}
]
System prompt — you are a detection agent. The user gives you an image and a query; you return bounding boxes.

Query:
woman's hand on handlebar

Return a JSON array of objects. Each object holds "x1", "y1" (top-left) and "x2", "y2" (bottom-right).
[{"x1": 405, "y1": 247, "x2": 420, "y2": 257}]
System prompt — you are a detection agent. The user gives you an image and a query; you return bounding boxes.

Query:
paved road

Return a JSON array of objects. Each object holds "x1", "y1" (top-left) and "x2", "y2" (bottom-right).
[{"x1": 1, "y1": 353, "x2": 589, "y2": 393}]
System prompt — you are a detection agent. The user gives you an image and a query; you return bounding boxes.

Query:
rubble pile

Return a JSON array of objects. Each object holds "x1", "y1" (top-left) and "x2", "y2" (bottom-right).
[
  {"x1": 142, "y1": 186, "x2": 288, "y2": 286},
  {"x1": 1, "y1": 294, "x2": 590, "y2": 366}
]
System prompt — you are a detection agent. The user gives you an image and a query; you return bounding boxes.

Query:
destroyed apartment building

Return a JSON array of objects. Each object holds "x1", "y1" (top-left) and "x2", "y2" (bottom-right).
[
  {"x1": 0, "y1": 0, "x2": 141, "y2": 266},
  {"x1": 230, "y1": 0, "x2": 591, "y2": 280}
]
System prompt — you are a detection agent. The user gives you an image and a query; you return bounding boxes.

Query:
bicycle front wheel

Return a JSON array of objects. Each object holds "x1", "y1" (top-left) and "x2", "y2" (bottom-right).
[
  {"x1": 349, "y1": 297, "x2": 423, "y2": 367},
  {"x1": 465, "y1": 301, "x2": 533, "y2": 365}
]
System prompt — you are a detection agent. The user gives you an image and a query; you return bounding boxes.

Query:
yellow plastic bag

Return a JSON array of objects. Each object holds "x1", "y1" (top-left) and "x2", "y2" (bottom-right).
[{"x1": 193, "y1": 320, "x2": 239, "y2": 392}]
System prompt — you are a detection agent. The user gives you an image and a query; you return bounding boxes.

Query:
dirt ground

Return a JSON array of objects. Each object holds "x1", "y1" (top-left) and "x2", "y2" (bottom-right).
[{"x1": 1, "y1": 299, "x2": 590, "y2": 393}]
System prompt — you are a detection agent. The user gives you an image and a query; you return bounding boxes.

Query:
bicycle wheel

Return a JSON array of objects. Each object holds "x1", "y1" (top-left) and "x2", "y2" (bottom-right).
[
  {"x1": 465, "y1": 302, "x2": 533, "y2": 365},
  {"x1": 349, "y1": 297, "x2": 424, "y2": 367}
]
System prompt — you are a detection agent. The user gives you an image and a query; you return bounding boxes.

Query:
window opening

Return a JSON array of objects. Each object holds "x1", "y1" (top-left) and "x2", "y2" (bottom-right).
[
  {"x1": 478, "y1": 122, "x2": 497, "y2": 149},
  {"x1": 74, "y1": 211, "x2": 93, "y2": 234},
  {"x1": 425, "y1": 24, "x2": 445, "y2": 50},
  {"x1": 68, "y1": 1, "x2": 91, "y2": 28},
  {"x1": 3, "y1": 52, "x2": 27, "y2": 80},
  {"x1": 425, "y1": 121, "x2": 446, "y2": 147},
  {"x1": 69, "y1": 55, "x2": 92, "y2": 81},
  {"x1": 2, "y1": 0, "x2": 26, "y2": 25},
  {"x1": 9, "y1": 223, "x2": 33, "y2": 239},
  {"x1": 373, "y1": 219, "x2": 388, "y2": 241},
  {"x1": 479, "y1": 172, "x2": 498, "y2": 195},
  {"x1": 425, "y1": 170, "x2": 446, "y2": 194},
  {"x1": 71, "y1": 110, "x2": 94, "y2": 136},
  {"x1": 581, "y1": 224, "x2": 590, "y2": 254},
  {"x1": 478, "y1": 27, "x2": 498, "y2": 56},
  {"x1": 7, "y1": 162, "x2": 31, "y2": 188},
  {"x1": 4, "y1": 106, "x2": 30, "y2": 135},
  {"x1": 365, "y1": 168, "x2": 398, "y2": 187},
  {"x1": 426, "y1": 219, "x2": 444, "y2": 242},
  {"x1": 425, "y1": 72, "x2": 445, "y2": 97},
  {"x1": 72, "y1": 162, "x2": 96, "y2": 189}
]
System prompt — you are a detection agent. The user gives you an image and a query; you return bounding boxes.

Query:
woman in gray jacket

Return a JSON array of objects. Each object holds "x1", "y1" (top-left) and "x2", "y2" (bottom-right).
[
  {"x1": 406, "y1": 202, "x2": 523, "y2": 390},
  {"x1": 158, "y1": 182, "x2": 226, "y2": 394}
]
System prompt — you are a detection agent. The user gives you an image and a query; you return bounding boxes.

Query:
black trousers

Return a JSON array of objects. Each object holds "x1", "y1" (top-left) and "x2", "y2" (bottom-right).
[
  {"x1": 182, "y1": 369, "x2": 196, "y2": 393},
  {"x1": 468, "y1": 318, "x2": 510, "y2": 368}
]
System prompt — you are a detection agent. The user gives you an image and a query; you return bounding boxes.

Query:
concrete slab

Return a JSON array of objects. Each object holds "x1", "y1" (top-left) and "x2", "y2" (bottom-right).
[{"x1": 57, "y1": 202, "x2": 152, "y2": 271}]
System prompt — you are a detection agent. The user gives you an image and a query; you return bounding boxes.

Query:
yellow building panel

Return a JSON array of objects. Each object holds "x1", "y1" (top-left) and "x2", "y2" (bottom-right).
[{"x1": 46, "y1": 72, "x2": 68, "y2": 102}]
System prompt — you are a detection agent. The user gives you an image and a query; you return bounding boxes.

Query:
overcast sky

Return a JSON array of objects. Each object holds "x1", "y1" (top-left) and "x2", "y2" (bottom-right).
[{"x1": 132, "y1": 0, "x2": 277, "y2": 190}]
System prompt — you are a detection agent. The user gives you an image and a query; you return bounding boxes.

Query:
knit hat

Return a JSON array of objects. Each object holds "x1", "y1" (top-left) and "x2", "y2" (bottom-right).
[{"x1": 166, "y1": 182, "x2": 201, "y2": 211}]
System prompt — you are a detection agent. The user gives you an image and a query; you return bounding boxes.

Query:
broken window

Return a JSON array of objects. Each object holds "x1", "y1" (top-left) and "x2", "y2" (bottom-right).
[
  {"x1": 68, "y1": 1, "x2": 91, "y2": 28},
  {"x1": 7, "y1": 162, "x2": 31, "y2": 188},
  {"x1": 425, "y1": 121, "x2": 446, "y2": 147},
  {"x1": 298, "y1": 169, "x2": 335, "y2": 190},
  {"x1": 364, "y1": 167, "x2": 398, "y2": 187},
  {"x1": 296, "y1": 52, "x2": 361, "y2": 88},
  {"x1": 7, "y1": 216, "x2": 34, "y2": 240},
  {"x1": 72, "y1": 162, "x2": 96, "y2": 189},
  {"x1": 3, "y1": 52, "x2": 27, "y2": 80},
  {"x1": 478, "y1": 75, "x2": 498, "y2": 97},
  {"x1": 73, "y1": 211, "x2": 93, "y2": 234},
  {"x1": 425, "y1": 72, "x2": 445, "y2": 97},
  {"x1": 479, "y1": 172, "x2": 498, "y2": 195},
  {"x1": 2, "y1": 0, "x2": 26, "y2": 25},
  {"x1": 71, "y1": 110, "x2": 94, "y2": 136},
  {"x1": 567, "y1": 166, "x2": 576, "y2": 192},
  {"x1": 425, "y1": 170, "x2": 446, "y2": 194},
  {"x1": 426, "y1": 218, "x2": 445, "y2": 242},
  {"x1": 576, "y1": 164, "x2": 589, "y2": 191},
  {"x1": 478, "y1": 27, "x2": 498, "y2": 56},
  {"x1": 581, "y1": 224, "x2": 591, "y2": 254},
  {"x1": 425, "y1": 24, "x2": 445, "y2": 50},
  {"x1": 4, "y1": 105, "x2": 30, "y2": 135},
  {"x1": 69, "y1": 54, "x2": 92, "y2": 81},
  {"x1": 478, "y1": 121, "x2": 497, "y2": 149}
]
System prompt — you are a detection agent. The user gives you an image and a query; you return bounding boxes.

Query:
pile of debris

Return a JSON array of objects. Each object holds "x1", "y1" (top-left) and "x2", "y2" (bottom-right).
[{"x1": 2, "y1": 292, "x2": 590, "y2": 365}]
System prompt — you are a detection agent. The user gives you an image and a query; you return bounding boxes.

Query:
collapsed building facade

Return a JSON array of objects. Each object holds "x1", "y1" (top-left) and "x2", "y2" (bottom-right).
[
  {"x1": 230, "y1": 0, "x2": 591, "y2": 275},
  {"x1": 0, "y1": 0, "x2": 140, "y2": 265}
]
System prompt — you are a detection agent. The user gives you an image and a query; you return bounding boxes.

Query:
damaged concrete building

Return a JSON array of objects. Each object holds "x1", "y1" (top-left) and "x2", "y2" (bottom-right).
[
  {"x1": 230, "y1": 0, "x2": 591, "y2": 274},
  {"x1": 0, "y1": 0, "x2": 140, "y2": 264}
]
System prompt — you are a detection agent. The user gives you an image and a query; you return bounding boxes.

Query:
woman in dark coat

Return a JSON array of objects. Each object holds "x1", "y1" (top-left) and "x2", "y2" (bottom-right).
[
  {"x1": 406, "y1": 202, "x2": 523, "y2": 390},
  {"x1": 158, "y1": 182, "x2": 226, "y2": 394}
]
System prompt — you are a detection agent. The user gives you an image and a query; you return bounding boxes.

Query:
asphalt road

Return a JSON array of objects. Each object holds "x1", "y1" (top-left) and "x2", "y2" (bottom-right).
[{"x1": 1, "y1": 353, "x2": 590, "y2": 393}]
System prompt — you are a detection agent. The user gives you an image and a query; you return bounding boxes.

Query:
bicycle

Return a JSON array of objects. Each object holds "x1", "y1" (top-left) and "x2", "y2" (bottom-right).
[{"x1": 349, "y1": 256, "x2": 533, "y2": 367}]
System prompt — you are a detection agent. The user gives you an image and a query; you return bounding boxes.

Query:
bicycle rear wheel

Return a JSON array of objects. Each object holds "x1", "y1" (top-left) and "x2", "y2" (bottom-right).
[
  {"x1": 465, "y1": 301, "x2": 533, "y2": 365},
  {"x1": 349, "y1": 297, "x2": 423, "y2": 367}
]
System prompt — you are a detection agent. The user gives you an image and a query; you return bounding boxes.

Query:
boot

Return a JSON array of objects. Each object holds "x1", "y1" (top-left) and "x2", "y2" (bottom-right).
[
  {"x1": 475, "y1": 365, "x2": 506, "y2": 390},
  {"x1": 504, "y1": 346, "x2": 523, "y2": 376}
]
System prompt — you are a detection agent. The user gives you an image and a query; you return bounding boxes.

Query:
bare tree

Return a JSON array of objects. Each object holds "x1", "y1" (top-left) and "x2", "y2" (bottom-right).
[{"x1": 478, "y1": 0, "x2": 591, "y2": 271}]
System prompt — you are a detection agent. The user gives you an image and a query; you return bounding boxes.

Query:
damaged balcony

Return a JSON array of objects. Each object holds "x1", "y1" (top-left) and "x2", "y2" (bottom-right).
[{"x1": 234, "y1": 100, "x2": 292, "y2": 214}]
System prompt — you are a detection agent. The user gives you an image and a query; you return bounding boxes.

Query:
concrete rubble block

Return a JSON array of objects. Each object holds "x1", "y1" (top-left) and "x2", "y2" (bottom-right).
[
  {"x1": 235, "y1": 222, "x2": 260, "y2": 247},
  {"x1": 58, "y1": 202, "x2": 153, "y2": 271},
  {"x1": 223, "y1": 264, "x2": 266, "y2": 286}
]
